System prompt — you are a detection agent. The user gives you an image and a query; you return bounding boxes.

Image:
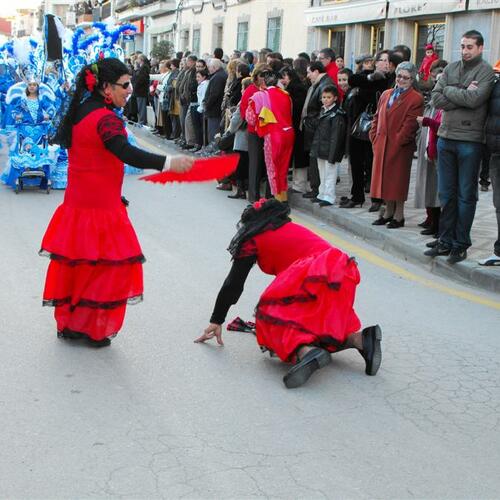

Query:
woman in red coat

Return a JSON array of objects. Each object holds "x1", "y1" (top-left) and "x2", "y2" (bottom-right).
[
  {"x1": 195, "y1": 199, "x2": 382, "y2": 389},
  {"x1": 369, "y1": 62, "x2": 424, "y2": 228},
  {"x1": 246, "y1": 70, "x2": 295, "y2": 202},
  {"x1": 41, "y1": 58, "x2": 192, "y2": 347}
]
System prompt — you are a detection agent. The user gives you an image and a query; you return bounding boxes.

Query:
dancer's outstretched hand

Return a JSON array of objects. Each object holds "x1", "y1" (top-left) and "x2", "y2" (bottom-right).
[
  {"x1": 194, "y1": 323, "x2": 224, "y2": 345},
  {"x1": 169, "y1": 155, "x2": 194, "y2": 173}
]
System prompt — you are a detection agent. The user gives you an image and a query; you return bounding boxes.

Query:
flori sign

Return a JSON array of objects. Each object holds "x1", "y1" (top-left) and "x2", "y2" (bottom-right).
[{"x1": 388, "y1": 0, "x2": 466, "y2": 18}]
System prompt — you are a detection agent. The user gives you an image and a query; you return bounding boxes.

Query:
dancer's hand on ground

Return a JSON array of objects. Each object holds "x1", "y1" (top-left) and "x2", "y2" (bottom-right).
[
  {"x1": 194, "y1": 323, "x2": 224, "y2": 345},
  {"x1": 170, "y1": 155, "x2": 195, "y2": 173}
]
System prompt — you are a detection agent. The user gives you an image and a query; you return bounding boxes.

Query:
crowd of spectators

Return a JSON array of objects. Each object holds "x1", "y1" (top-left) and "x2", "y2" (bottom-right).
[{"x1": 122, "y1": 31, "x2": 500, "y2": 266}]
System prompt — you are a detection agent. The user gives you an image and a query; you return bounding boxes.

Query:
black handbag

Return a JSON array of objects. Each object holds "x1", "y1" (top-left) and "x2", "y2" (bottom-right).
[{"x1": 351, "y1": 104, "x2": 374, "y2": 141}]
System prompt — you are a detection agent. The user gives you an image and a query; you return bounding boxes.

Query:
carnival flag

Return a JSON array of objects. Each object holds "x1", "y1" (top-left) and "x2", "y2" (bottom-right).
[
  {"x1": 44, "y1": 14, "x2": 64, "y2": 61},
  {"x1": 139, "y1": 153, "x2": 240, "y2": 184}
]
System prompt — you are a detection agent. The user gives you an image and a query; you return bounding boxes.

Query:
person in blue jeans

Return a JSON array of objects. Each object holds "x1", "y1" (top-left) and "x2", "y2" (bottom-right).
[{"x1": 425, "y1": 30, "x2": 495, "y2": 264}]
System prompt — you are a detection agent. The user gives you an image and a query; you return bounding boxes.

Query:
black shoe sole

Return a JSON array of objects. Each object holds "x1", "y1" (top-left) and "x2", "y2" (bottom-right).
[
  {"x1": 283, "y1": 349, "x2": 331, "y2": 389},
  {"x1": 362, "y1": 325, "x2": 382, "y2": 376}
]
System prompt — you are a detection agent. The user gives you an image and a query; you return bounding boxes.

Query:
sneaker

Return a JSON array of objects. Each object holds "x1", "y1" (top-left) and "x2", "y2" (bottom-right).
[
  {"x1": 283, "y1": 348, "x2": 331, "y2": 389},
  {"x1": 424, "y1": 244, "x2": 451, "y2": 257},
  {"x1": 426, "y1": 239, "x2": 439, "y2": 248},
  {"x1": 478, "y1": 254, "x2": 500, "y2": 266},
  {"x1": 447, "y1": 249, "x2": 467, "y2": 264}
]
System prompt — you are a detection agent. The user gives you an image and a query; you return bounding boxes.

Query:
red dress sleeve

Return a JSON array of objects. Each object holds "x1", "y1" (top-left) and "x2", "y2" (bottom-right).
[
  {"x1": 236, "y1": 238, "x2": 258, "y2": 259},
  {"x1": 96, "y1": 112, "x2": 126, "y2": 143}
]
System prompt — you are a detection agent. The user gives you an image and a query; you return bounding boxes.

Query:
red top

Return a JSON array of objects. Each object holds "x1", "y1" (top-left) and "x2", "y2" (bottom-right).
[
  {"x1": 240, "y1": 222, "x2": 332, "y2": 275},
  {"x1": 240, "y1": 83, "x2": 259, "y2": 134},
  {"x1": 324, "y1": 61, "x2": 343, "y2": 101},
  {"x1": 418, "y1": 53, "x2": 439, "y2": 81},
  {"x1": 65, "y1": 108, "x2": 125, "y2": 210}
]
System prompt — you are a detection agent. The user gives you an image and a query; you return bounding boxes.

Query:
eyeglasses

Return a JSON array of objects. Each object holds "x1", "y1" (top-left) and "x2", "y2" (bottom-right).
[
  {"x1": 396, "y1": 74, "x2": 411, "y2": 81},
  {"x1": 113, "y1": 81, "x2": 132, "y2": 89}
]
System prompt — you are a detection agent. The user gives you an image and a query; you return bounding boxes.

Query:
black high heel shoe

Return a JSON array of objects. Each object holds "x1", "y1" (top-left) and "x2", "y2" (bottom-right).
[{"x1": 340, "y1": 200, "x2": 364, "y2": 208}]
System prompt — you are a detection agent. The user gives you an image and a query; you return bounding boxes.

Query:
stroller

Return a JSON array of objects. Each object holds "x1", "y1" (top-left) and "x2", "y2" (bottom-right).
[{"x1": 8, "y1": 124, "x2": 53, "y2": 194}]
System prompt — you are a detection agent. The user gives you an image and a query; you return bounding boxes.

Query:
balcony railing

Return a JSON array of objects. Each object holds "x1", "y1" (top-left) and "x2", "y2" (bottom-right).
[{"x1": 115, "y1": 0, "x2": 176, "y2": 19}]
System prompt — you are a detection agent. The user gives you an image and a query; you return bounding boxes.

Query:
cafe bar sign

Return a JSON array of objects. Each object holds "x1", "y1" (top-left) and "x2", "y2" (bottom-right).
[
  {"x1": 305, "y1": 0, "x2": 387, "y2": 26},
  {"x1": 388, "y1": 0, "x2": 466, "y2": 18}
]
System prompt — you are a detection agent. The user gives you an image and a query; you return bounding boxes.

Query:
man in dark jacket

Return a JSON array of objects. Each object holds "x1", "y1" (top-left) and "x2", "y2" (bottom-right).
[
  {"x1": 479, "y1": 60, "x2": 500, "y2": 266},
  {"x1": 204, "y1": 58, "x2": 227, "y2": 143},
  {"x1": 133, "y1": 54, "x2": 150, "y2": 124},
  {"x1": 427, "y1": 30, "x2": 495, "y2": 264},
  {"x1": 300, "y1": 61, "x2": 334, "y2": 198},
  {"x1": 178, "y1": 55, "x2": 198, "y2": 147}
]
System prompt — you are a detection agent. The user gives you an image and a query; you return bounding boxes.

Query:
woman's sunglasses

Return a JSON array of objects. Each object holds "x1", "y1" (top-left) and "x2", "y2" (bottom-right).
[{"x1": 113, "y1": 81, "x2": 132, "y2": 89}]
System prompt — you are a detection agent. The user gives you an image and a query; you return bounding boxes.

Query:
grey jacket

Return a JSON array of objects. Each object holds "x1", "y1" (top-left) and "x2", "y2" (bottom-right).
[
  {"x1": 228, "y1": 106, "x2": 248, "y2": 151},
  {"x1": 431, "y1": 55, "x2": 495, "y2": 143}
]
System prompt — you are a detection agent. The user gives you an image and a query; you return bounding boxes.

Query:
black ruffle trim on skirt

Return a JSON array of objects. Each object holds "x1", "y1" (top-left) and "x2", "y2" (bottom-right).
[
  {"x1": 256, "y1": 275, "x2": 341, "y2": 308},
  {"x1": 43, "y1": 294, "x2": 143, "y2": 310},
  {"x1": 39, "y1": 249, "x2": 146, "y2": 266}
]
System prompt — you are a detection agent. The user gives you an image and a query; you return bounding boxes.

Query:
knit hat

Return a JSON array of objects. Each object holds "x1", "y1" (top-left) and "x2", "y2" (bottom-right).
[
  {"x1": 355, "y1": 53, "x2": 374, "y2": 64},
  {"x1": 425, "y1": 44, "x2": 434, "y2": 51}
]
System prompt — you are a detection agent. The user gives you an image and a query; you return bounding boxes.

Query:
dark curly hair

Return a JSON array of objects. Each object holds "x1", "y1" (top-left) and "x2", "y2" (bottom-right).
[
  {"x1": 227, "y1": 199, "x2": 291, "y2": 258},
  {"x1": 53, "y1": 58, "x2": 130, "y2": 148}
]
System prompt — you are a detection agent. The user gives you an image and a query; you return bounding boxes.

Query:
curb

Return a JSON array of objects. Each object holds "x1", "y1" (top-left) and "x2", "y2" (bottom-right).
[{"x1": 289, "y1": 193, "x2": 500, "y2": 295}]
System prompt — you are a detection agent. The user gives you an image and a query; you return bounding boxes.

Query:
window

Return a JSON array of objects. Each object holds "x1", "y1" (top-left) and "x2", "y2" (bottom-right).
[
  {"x1": 214, "y1": 23, "x2": 224, "y2": 50},
  {"x1": 236, "y1": 22, "x2": 248, "y2": 51},
  {"x1": 192, "y1": 28, "x2": 201, "y2": 56},
  {"x1": 266, "y1": 17, "x2": 281, "y2": 52}
]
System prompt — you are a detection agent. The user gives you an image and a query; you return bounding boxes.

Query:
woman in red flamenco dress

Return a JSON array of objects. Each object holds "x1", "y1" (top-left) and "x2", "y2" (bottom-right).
[
  {"x1": 41, "y1": 58, "x2": 192, "y2": 347},
  {"x1": 195, "y1": 199, "x2": 382, "y2": 388},
  {"x1": 246, "y1": 69, "x2": 295, "y2": 203}
]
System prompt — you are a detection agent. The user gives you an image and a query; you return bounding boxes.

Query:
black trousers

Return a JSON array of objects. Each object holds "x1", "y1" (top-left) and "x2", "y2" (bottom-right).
[
  {"x1": 349, "y1": 137, "x2": 374, "y2": 202},
  {"x1": 247, "y1": 133, "x2": 265, "y2": 202},
  {"x1": 307, "y1": 155, "x2": 320, "y2": 194}
]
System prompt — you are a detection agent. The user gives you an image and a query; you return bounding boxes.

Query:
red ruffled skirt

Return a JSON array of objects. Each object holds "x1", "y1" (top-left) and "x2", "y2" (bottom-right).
[
  {"x1": 255, "y1": 247, "x2": 361, "y2": 362},
  {"x1": 40, "y1": 204, "x2": 144, "y2": 340}
]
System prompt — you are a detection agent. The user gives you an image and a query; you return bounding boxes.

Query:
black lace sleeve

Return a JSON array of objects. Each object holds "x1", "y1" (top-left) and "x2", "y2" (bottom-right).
[
  {"x1": 210, "y1": 256, "x2": 256, "y2": 325},
  {"x1": 97, "y1": 114, "x2": 166, "y2": 171},
  {"x1": 97, "y1": 113, "x2": 126, "y2": 142}
]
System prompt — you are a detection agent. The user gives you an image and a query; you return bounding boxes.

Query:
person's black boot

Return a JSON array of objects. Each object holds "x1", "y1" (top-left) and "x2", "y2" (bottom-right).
[
  {"x1": 359, "y1": 325, "x2": 382, "y2": 376},
  {"x1": 283, "y1": 348, "x2": 331, "y2": 389}
]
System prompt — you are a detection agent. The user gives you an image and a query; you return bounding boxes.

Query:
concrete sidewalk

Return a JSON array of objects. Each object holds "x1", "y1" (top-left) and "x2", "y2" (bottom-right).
[{"x1": 290, "y1": 159, "x2": 500, "y2": 294}]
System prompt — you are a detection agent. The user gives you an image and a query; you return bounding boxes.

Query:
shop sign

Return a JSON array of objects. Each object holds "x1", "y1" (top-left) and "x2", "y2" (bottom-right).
[
  {"x1": 468, "y1": 0, "x2": 500, "y2": 9},
  {"x1": 305, "y1": 0, "x2": 387, "y2": 26},
  {"x1": 388, "y1": 0, "x2": 466, "y2": 18}
]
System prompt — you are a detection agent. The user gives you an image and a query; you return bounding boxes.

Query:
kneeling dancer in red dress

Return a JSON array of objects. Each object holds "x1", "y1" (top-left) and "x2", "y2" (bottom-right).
[
  {"x1": 196, "y1": 199, "x2": 382, "y2": 388},
  {"x1": 41, "y1": 58, "x2": 192, "y2": 347}
]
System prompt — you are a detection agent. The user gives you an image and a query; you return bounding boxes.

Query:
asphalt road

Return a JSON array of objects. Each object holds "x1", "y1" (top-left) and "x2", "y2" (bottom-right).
[{"x1": 0, "y1": 133, "x2": 499, "y2": 499}]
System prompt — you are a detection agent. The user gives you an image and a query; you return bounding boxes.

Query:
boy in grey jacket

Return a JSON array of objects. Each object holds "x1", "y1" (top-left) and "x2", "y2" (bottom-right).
[{"x1": 426, "y1": 30, "x2": 495, "y2": 264}]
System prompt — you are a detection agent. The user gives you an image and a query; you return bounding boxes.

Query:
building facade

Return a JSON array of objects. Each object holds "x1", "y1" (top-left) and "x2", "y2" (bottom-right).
[
  {"x1": 37, "y1": 0, "x2": 500, "y2": 67},
  {"x1": 305, "y1": 0, "x2": 500, "y2": 67}
]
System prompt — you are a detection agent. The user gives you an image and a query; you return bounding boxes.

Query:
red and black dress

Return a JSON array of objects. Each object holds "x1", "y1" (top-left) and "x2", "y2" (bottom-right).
[
  {"x1": 40, "y1": 96, "x2": 165, "y2": 341},
  {"x1": 210, "y1": 221, "x2": 362, "y2": 362}
]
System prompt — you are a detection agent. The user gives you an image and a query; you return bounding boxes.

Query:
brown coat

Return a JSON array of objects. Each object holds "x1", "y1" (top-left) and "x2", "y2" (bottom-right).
[{"x1": 369, "y1": 87, "x2": 424, "y2": 201}]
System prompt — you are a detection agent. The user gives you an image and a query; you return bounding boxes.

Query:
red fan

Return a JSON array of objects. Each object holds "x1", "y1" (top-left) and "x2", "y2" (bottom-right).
[{"x1": 139, "y1": 153, "x2": 240, "y2": 184}]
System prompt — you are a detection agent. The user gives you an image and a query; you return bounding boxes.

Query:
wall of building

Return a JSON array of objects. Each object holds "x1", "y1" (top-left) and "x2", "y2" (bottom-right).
[{"x1": 147, "y1": 0, "x2": 308, "y2": 57}]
